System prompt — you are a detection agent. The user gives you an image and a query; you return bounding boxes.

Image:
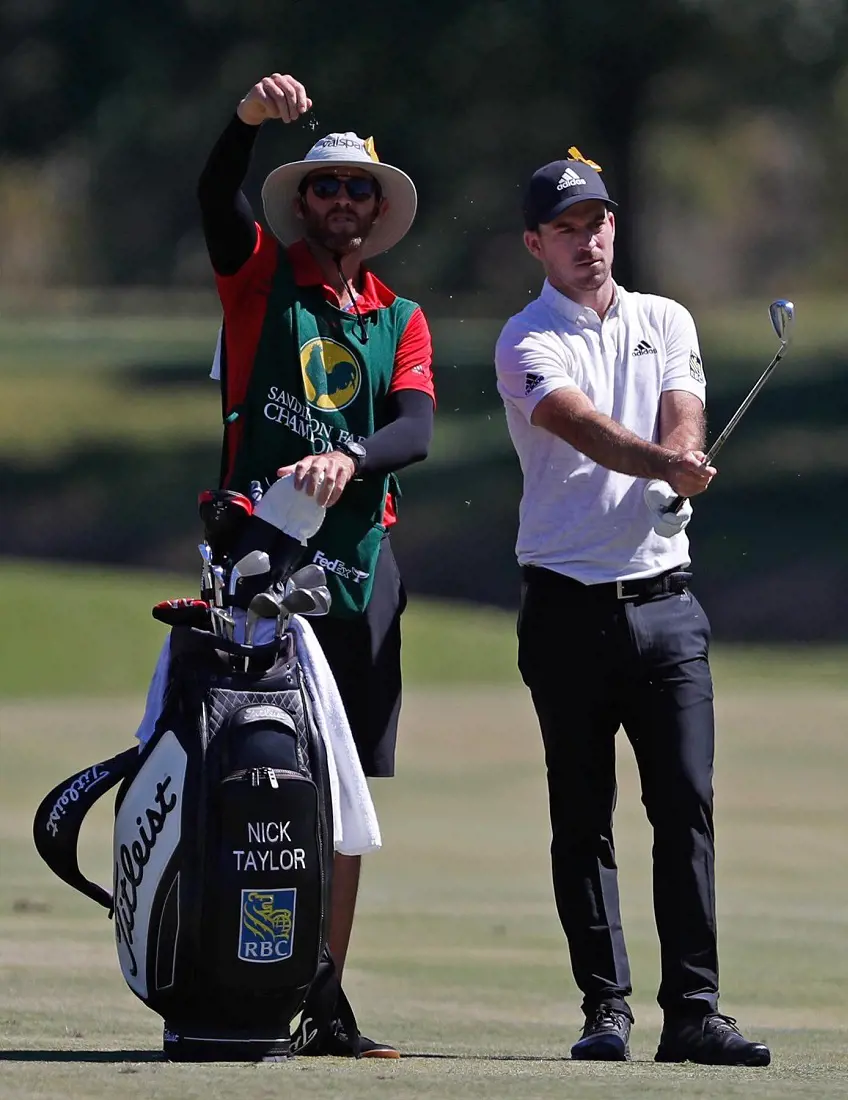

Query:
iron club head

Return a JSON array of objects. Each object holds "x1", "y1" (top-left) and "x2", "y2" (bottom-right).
[
  {"x1": 287, "y1": 563, "x2": 327, "y2": 591},
  {"x1": 769, "y1": 299, "x2": 795, "y2": 345},
  {"x1": 305, "y1": 585, "x2": 331, "y2": 616},
  {"x1": 228, "y1": 550, "x2": 271, "y2": 598},
  {"x1": 248, "y1": 589, "x2": 285, "y2": 619},
  {"x1": 281, "y1": 587, "x2": 321, "y2": 615}
]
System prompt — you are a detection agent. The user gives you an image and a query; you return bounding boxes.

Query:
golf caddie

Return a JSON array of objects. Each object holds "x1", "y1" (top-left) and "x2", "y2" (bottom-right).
[
  {"x1": 197, "y1": 71, "x2": 436, "y2": 1057},
  {"x1": 494, "y1": 150, "x2": 771, "y2": 1066}
]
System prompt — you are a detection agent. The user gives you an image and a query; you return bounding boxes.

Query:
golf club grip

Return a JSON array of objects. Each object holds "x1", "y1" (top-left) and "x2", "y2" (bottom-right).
[{"x1": 668, "y1": 493, "x2": 687, "y2": 514}]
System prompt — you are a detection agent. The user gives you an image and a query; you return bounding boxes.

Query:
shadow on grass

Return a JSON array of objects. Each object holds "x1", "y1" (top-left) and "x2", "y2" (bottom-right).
[
  {"x1": 0, "y1": 1049, "x2": 162, "y2": 1063},
  {"x1": 0, "y1": 1048, "x2": 671, "y2": 1065},
  {"x1": 401, "y1": 1052, "x2": 651, "y2": 1063}
]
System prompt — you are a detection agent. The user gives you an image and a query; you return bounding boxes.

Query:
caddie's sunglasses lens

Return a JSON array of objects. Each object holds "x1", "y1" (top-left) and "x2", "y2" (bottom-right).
[{"x1": 308, "y1": 176, "x2": 378, "y2": 201}]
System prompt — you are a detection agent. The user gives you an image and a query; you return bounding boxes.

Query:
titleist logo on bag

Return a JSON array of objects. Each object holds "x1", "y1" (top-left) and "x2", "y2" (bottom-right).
[
  {"x1": 44, "y1": 766, "x2": 110, "y2": 837},
  {"x1": 113, "y1": 731, "x2": 186, "y2": 998}
]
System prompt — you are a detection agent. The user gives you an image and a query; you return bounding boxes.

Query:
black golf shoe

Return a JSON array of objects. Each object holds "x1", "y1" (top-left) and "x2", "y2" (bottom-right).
[
  {"x1": 570, "y1": 1004, "x2": 632, "y2": 1061},
  {"x1": 290, "y1": 1014, "x2": 399, "y2": 1058},
  {"x1": 655, "y1": 1013, "x2": 771, "y2": 1066}
]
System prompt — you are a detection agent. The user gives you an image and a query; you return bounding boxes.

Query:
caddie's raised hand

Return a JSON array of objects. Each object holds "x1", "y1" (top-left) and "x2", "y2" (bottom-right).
[
  {"x1": 237, "y1": 74, "x2": 312, "y2": 127},
  {"x1": 665, "y1": 450, "x2": 716, "y2": 498}
]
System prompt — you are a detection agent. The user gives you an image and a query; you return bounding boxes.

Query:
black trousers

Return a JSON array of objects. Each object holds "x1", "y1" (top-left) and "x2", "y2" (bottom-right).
[
  {"x1": 309, "y1": 536, "x2": 406, "y2": 778},
  {"x1": 517, "y1": 567, "x2": 718, "y2": 1019}
]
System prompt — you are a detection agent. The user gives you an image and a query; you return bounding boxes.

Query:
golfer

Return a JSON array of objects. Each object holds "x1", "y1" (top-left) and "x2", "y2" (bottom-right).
[{"x1": 494, "y1": 151, "x2": 770, "y2": 1066}]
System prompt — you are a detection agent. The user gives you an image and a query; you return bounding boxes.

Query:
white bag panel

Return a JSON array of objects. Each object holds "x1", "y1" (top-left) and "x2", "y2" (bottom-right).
[{"x1": 113, "y1": 730, "x2": 187, "y2": 999}]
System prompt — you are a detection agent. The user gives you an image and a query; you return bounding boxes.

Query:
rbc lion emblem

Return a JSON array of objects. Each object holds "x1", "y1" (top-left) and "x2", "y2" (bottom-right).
[
  {"x1": 238, "y1": 888, "x2": 296, "y2": 963},
  {"x1": 300, "y1": 338, "x2": 362, "y2": 411}
]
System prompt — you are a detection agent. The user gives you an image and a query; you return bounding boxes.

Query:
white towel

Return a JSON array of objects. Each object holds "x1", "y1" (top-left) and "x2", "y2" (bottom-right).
[
  {"x1": 133, "y1": 615, "x2": 381, "y2": 856},
  {"x1": 290, "y1": 616, "x2": 382, "y2": 856},
  {"x1": 134, "y1": 636, "x2": 172, "y2": 748}
]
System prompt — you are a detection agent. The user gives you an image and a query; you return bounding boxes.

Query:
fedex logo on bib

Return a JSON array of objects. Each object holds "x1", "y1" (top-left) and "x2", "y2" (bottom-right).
[{"x1": 238, "y1": 888, "x2": 296, "y2": 963}]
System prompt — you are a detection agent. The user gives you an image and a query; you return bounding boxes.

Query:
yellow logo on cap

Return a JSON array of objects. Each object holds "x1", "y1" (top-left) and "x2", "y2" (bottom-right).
[
  {"x1": 568, "y1": 147, "x2": 603, "y2": 172},
  {"x1": 300, "y1": 338, "x2": 362, "y2": 411},
  {"x1": 363, "y1": 136, "x2": 379, "y2": 163}
]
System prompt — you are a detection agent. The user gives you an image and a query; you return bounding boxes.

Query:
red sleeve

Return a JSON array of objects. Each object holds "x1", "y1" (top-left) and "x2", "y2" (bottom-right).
[
  {"x1": 388, "y1": 307, "x2": 435, "y2": 400},
  {"x1": 214, "y1": 222, "x2": 277, "y2": 314},
  {"x1": 215, "y1": 225, "x2": 279, "y2": 412}
]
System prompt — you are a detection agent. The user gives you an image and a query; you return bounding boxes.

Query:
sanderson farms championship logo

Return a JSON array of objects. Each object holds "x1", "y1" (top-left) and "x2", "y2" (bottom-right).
[{"x1": 300, "y1": 338, "x2": 362, "y2": 411}]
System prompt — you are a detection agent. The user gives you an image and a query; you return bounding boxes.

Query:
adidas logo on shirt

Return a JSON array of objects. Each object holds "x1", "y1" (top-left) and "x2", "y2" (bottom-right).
[
  {"x1": 556, "y1": 167, "x2": 587, "y2": 191},
  {"x1": 632, "y1": 340, "x2": 657, "y2": 357},
  {"x1": 525, "y1": 371, "x2": 545, "y2": 395}
]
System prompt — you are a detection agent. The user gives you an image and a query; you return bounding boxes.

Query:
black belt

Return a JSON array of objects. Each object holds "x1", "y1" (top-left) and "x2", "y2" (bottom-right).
[{"x1": 521, "y1": 565, "x2": 693, "y2": 602}]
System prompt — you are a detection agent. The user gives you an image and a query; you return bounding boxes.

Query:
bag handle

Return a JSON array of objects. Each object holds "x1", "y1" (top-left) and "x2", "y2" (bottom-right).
[{"x1": 32, "y1": 748, "x2": 139, "y2": 911}]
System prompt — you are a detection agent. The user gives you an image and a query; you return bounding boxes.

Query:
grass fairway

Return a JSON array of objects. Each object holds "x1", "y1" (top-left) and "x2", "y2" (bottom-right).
[
  {"x1": 1, "y1": 561, "x2": 847, "y2": 1096},
  {"x1": 2, "y1": 669, "x2": 848, "y2": 1097}
]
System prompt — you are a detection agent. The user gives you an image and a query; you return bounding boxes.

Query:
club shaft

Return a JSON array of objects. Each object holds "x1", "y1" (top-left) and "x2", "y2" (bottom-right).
[
  {"x1": 667, "y1": 342, "x2": 787, "y2": 514},
  {"x1": 704, "y1": 344, "x2": 786, "y2": 464}
]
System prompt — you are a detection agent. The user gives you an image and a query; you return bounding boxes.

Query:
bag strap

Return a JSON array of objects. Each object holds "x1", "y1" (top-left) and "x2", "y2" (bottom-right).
[
  {"x1": 290, "y1": 947, "x2": 362, "y2": 1057},
  {"x1": 32, "y1": 747, "x2": 139, "y2": 911}
]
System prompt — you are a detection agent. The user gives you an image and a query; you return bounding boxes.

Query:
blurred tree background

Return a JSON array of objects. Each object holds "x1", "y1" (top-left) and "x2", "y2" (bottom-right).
[{"x1": 1, "y1": 0, "x2": 847, "y2": 639}]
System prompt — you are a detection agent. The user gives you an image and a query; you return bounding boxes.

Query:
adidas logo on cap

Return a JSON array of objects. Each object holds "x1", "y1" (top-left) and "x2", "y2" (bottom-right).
[{"x1": 556, "y1": 167, "x2": 587, "y2": 191}]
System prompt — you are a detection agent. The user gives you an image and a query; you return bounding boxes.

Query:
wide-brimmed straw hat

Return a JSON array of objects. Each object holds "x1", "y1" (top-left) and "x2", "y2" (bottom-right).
[{"x1": 261, "y1": 132, "x2": 417, "y2": 259}]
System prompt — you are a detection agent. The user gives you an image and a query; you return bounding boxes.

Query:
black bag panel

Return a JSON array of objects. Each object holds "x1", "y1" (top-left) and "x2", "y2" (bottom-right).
[
  {"x1": 32, "y1": 748, "x2": 139, "y2": 911},
  {"x1": 209, "y1": 770, "x2": 325, "y2": 989},
  {"x1": 202, "y1": 701, "x2": 331, "y2": 994},
  {"x1": 136, "y1": 698, "x2": 333, "y2": 1036},
  {"x1": 153, "y1": 870, "x2": 181, "y2": 993}
]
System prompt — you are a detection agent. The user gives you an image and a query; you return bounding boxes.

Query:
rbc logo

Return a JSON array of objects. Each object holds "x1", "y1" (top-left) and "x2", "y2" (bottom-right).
[{"x1": 238, "y1": 888, "x2": 296, "y2": 963}]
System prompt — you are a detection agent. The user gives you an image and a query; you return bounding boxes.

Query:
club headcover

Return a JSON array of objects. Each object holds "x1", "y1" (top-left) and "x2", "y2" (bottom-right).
[
  {"x1": 197, "y1": 489, "x2": 254, "y2": 563},
  {"x1": 152, "y1": 598, "x2": 212, "y2": 627},
  {"x1": 254, "y1": 474, "x2": 326, "y2": 544}
]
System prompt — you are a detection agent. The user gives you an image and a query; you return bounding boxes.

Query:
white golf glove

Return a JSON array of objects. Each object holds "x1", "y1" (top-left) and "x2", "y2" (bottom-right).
[
  {"x1": 643, "y1": 479, "x2": 693, "y2": 539},
  {"x1": 254, "y1": 473, "x2": 326, "y2": 545}
]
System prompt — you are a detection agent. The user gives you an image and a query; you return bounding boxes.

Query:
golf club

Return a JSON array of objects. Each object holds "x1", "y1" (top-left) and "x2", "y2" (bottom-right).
[
  {"x1": 197, "y1": 542, "x2": 214, "y2": 599},
  {"x1": 243, "y1": 588, "x2": 286, "y2": 671},
  {"x1": 273, "y1": 587, "x2": 316, "y2": 643},
  {"x1": 248, "y1": 589, "x2": 285, "y2": 620},
  {"x1": 281, "y1": 587, "x2": 321, "y2": 615},
  {"x1": 210, "y1": 606, "x2": 235, "y2": 643},
  {"x1": 667, "y1": 299, "x2": 795, "y2": 514},
  {"x1": 211, "y1": 564, "x2": 226, "y2": 611},
  {"x1": 306, "y1": 585, "x2": 331, "y2": 616},
  {"x1": 286, "y1": 563, "x2": 327, "y2": 592},
  {"x1": 228, "y1": 549, "x2": 271, "y2": 600}
]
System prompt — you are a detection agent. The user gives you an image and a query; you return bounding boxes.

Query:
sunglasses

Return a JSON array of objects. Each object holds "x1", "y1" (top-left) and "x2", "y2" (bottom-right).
[{"x1": 303, "y1": 175, "x2": 380, "y2": 202}]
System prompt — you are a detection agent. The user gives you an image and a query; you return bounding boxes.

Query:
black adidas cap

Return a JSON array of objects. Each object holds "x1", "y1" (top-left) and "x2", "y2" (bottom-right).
[{"x1": 523, "y1": 155, "x2": 617, "y2": 230}]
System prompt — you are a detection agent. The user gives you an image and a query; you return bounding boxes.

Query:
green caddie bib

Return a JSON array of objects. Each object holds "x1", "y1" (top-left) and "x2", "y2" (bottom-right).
[{"x1": 224, "y1": 247, "x2": 418, "y2": 617}]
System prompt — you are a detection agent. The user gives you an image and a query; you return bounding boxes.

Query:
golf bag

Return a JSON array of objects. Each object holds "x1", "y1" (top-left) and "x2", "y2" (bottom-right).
[{"x1": 33, "y1": 619, "x2": 356, "y2": 1061}]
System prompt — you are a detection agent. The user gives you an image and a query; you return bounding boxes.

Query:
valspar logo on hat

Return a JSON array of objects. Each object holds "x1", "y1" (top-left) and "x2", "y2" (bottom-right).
[
  {"x1": 306, "y1": 133, "x2": 379, "y2": 160},
  {"x1": 523, "y1": 147, "x2": 617, "y2": 230},
  {"x1": 261, "y1": 131, "x2": 417, "y2": 259}
]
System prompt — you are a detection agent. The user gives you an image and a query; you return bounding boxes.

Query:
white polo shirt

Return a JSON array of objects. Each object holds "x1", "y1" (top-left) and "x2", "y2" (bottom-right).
[{"x1": 495, "y1": 280, "x2": 706, "y2": 584}]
